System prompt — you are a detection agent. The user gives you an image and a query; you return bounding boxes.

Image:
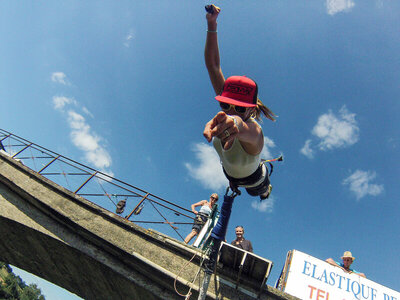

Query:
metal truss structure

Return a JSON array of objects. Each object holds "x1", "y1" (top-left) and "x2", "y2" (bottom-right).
[{"x1": 0, "y1": 128, "x2": 194, "y2": 241}]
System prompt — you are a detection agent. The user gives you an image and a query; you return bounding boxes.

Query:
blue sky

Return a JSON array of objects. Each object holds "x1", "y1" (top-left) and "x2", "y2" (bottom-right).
[{"x1": 1, "y1": 0, "x2": 399, "y2": 298}]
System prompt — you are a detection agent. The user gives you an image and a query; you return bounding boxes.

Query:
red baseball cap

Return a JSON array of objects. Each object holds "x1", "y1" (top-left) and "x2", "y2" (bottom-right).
[{"x1": 215, "y1": 76, "x2": 258, "y2": 107}]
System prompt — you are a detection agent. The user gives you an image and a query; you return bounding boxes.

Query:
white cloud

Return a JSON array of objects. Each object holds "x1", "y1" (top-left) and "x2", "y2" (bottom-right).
[
  {"x1": 67, "y1": 110, "x2": 112, "y2": 171},
  {"x1": 82, "y1": 106, "x2": 94, "y2": 118},
  {"x1": 300, "y1": 139, "x2": 314, "y2": 159},
  {"x1": 52, "y1": 99, "x2": 113, "y2": 174},
  {"x1": 342, "y1": 170, "x2": 384, "y2": 200},
  {"x1": 251, "y1": 197, "x2": 274, "y2": 213},
  {"x1": 68, "y1": 112, "x2": 98, "y2": 151},
  {"x1": 124, "y1": 29, "x2": 135, "y2": 48},
  {"x1": 301, "y1": 106, "x2": 359, "y2": 158},
  {"x1": 86, "y1": 148, "x2": 112, "y2": 171},
  {"x1": 184, "y1": 142, "x2": 227, "y2": 190},
  {"x1": 51, "y1": 72, "x2": 69, "y2": 85},
  {"x1": 52, "y1": 96, "x2": 77, "y2": 111},
  {"x1": 51, "y1": 74, "x2": 113, "y2": 176},
  {"x1": 326, "y1": 0, "x2": 355, "y2": 15},
  {"x1": 261, "y1": 136, "x2": 276, "y2": 160},
  {"x1": 312, "y1": 106, "x2": 359, "y2": 150}
]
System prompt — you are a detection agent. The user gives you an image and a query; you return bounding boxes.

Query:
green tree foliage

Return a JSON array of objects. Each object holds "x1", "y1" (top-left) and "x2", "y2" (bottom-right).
[
  {"x1": 0, "y1": 262, "x2": 45, "y2": 300},
  {"x1": 4, "y1": 275, "x2": 20, "y2": 298},
  {"x1": 21, "y1": 284, "x2": 45, "y2": 300}
]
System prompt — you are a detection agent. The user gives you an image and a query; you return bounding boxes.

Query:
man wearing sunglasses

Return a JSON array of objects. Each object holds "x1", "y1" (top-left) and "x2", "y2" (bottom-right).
[{"x1": 203, "y1": 5, "x2": 276, "y2": 200}]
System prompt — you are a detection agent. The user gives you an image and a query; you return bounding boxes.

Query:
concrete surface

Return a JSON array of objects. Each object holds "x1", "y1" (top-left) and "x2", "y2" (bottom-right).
[{"x1": 0, "y1": 151, "x2": 298, "y2": 300}]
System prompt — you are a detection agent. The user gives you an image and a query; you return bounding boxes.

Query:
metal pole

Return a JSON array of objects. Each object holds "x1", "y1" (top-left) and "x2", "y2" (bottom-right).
[
  {"x1": 126, "y1": 193, "x2": 149, "y2": 220},
  {"x1": 74, "y1": 171, "x2": 98, "y2": 194},
  {"x1": 38, "y1": 155, "x2": 60, "y2": 173}
]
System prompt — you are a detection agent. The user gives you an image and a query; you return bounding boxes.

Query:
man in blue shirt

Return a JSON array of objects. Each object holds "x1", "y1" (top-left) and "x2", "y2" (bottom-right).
[{"x1": 326, "y1": 251, "x2": 366, "y2": 278}]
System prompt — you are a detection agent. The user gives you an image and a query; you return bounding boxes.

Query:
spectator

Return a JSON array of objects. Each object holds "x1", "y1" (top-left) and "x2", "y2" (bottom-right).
[
  {"x1": 326, "y1": 251, "x2": 366, "y2": 278},
  {"x1": 184, "y1": 193, "x2": 218, "y2": 244},
  {"x1": 231, "y1": 225, "x2": 253, "y2": 252}
]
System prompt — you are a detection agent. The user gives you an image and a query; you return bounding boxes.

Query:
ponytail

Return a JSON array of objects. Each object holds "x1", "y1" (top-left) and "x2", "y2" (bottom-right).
[{"x1": 253, "y1": 98, "x2": 276, "y2": 122}]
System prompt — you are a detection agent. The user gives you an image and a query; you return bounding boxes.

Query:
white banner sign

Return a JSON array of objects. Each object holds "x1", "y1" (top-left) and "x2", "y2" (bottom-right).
[{"x1": 282, "y1": 250, "x2": 399, "y2": 300}]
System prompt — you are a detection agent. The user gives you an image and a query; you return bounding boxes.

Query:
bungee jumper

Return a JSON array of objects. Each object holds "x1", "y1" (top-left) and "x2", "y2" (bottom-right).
[
  {"x1": 203, "y1": 4, "x2": 281, "y2": 201},
  {"x1": 196, "y1": 5, "x2": 283, "y2": 299}
]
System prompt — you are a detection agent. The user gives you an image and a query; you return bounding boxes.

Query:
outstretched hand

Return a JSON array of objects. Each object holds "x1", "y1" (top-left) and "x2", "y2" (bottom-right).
[{"x1": 203, "y1": 111, "x2": 239, "y2": 148}]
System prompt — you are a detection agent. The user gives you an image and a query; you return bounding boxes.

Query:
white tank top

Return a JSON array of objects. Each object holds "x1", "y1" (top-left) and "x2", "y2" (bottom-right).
[
  {"x1": 199, "y1": 204, "x2": 212, "y2": 215},
  {"x1": 213, "y1": 136, "x2": 261, "y2": 179}
]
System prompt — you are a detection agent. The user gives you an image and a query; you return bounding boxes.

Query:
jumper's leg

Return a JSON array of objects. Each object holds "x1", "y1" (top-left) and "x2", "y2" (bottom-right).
[
  {"x1": 199, "y1": 191, "x2": 237, "y2": 300},
  {"x1": 204, "y1": 192, "x2": 236, "y2": 274}
]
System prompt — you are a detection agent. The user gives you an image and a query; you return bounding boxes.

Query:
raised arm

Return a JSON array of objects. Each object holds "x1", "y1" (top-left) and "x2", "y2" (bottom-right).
[
  {"x1": 326, "y1": 258, "x2": 340, "y2": 267},
  {"x1": 191, "y1": 200, "x2": 207, "y2": 214},
  {"x1": 205, "y1": 5, "x2": 225, "y2": 95},
  {"x1": 326, "y1": 258, "x2": 365, "y2": 277}
]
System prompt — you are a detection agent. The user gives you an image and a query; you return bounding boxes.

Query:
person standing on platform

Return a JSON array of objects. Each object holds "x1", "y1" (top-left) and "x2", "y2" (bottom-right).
[
  {"x1": 231, "y1": 225, "x2": 253, "y2": 252},
  {"x1": 184, "y1": 193, "x2": 219, "y2": 244}
]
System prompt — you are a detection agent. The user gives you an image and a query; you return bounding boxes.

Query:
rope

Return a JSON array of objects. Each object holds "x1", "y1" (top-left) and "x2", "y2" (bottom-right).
[
  {"x1": 57, "y1": 159, "x2": 72, "y2": 191},
  {"x1": 97, "y1": 177, "x2": 118, "y2": 207},
  {"x1": 174, "y1": 246, "x2": 210, "y2": 299},
  {"x1": 173, "y1": 218, "x2": 218, "y2": 299},
  {"x1": 30, "y1": 147, "x2": 38, "y2": 172}
]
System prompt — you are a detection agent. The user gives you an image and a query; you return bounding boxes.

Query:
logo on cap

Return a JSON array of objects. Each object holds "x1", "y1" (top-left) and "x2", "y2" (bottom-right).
[{"x1": 225, "y1": 84, "x2": 253, "y2": 96}]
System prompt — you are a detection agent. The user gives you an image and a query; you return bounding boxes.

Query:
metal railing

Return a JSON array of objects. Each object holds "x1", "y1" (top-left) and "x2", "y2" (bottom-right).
[{"x1": 0, "y1": 128, "x2": 194, "y2": 241}]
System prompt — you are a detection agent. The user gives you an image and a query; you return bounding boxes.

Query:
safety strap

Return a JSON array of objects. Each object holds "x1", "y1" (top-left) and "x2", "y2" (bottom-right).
[
  {"x1": 223, "y1": 164, "x2": 262, "y2": 186},
  {"x1": 223, "y1": 161, "x2": 273, "y2": 187},
  {"x1": 262, "y1": 160, "x2": 274, "y2": 177}
]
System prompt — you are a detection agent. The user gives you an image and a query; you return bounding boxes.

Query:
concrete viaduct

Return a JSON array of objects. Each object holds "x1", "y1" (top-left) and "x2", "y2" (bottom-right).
[{"x1": 0, "y1": 151, "x2": 297, "y2": 300}]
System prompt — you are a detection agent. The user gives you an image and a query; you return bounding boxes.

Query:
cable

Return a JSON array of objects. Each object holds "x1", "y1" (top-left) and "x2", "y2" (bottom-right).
[
  {"x1": 174, "y1": 248, "x2": 209, "y2": 299},
  {"x1": 97, "y1": 177, "x2": 117, "y2": 207},
  {"x1": 149, "y1": 199, "x2": 185, "y2": 240}
]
